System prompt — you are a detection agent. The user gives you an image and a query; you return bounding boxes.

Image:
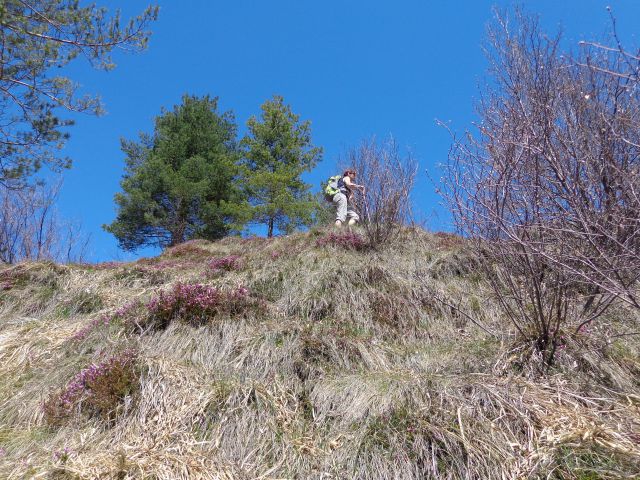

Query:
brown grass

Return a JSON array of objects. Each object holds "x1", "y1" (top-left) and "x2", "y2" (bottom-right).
[{"x1": 0, "y1": 229, "x2": 638, "y2": 479}]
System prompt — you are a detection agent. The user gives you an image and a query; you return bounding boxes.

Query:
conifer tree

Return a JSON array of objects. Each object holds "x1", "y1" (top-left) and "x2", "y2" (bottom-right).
[
  {"x1": 241, "y1": 96, "x2": 322, "y2": 237},
  {"x1": 0, "y1": 0, "x2": 158, "y2": 186},
  {"x1": 105, "y1": 95, "x2": 249, "y2": 250}
]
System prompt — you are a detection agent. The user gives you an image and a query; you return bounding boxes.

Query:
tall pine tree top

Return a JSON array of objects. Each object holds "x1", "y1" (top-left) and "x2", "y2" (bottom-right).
[
  {"x1": 0, "y1": 0, "x2": 158, "y2": 186},
  {"x1": 241, "y1": 96, "x2": 322, "y2": 237},
  {"x1": 105, "y1": 95, "x2": 249, "y2": 250}
]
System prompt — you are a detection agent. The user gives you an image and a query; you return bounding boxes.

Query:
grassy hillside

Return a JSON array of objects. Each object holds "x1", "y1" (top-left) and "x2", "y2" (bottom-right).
[{"x1": 0, "y1": 229, "x2": 638, "y2": 479}]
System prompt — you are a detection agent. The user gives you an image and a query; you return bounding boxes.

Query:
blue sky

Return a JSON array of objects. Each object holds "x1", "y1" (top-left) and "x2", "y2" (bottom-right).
[{"x1": 54, "y1": 0, "x2": 640, "y2": 262}]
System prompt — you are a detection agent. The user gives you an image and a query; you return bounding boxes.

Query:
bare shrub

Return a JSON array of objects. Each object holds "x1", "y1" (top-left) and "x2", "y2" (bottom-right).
[
  {"x1": 0, "y1": 181, "x2": 89, "y2": 263},
  {"x1": 441, "y1": 10, "x2": 640, "y2": 367},
  {"x1": 344, "y1": 138, "x2": 417, "y2": 248}
]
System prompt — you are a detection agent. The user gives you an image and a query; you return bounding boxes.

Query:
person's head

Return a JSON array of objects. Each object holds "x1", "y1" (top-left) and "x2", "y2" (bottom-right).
[{"x1": 343, "y1": 169, "x2": 356, "y2": 180}]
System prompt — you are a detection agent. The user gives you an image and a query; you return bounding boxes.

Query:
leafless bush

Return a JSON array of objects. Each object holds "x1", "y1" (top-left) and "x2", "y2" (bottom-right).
[
  {"x1": 345, "y1": 138, "x2": 417, "y2": 248},
  {"x1": 0, "y1": 181, "x2": 89, "y2": 263},
  {"x1": 441, "y1": 10, "x2": 640, "y2": 366},
  {"x1": 578, "y1": 7, "x2": 640, "y2": 85}
]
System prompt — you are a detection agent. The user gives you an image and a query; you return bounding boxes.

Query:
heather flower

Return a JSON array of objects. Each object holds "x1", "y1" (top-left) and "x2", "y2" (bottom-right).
[
  {"x1": 71, "y1": 299, "x2": 142, "y2": 342},
  {"x1": 577, "y1": 324, "x2": 592, "y2": 334},
  {"x1": 145, "y1": 283, "x2": 265, "y2": 330},
  {"x1": 53, "y1": 447, "x2": 72, "y2": 463},
  {"x1": 208, "y1": 255, "x2": 243, "y2": 274},
  {"x1": 43, "y1": 349, "x2": 139, "y2": 424},
  {"x1": 316, "y1": 231, "x2": 366, "y2": 250}
]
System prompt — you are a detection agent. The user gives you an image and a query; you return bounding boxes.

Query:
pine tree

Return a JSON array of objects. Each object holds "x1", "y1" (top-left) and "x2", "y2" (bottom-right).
[
  {"x1": 104, "y1": 95, "x2": 249, "y2": 250},
  {"x1": 0, "y1": 0, "x2": 158, "y2": 186},
  {"x1": 241, "y1": 96, "x2": 322, "y2": 237}
]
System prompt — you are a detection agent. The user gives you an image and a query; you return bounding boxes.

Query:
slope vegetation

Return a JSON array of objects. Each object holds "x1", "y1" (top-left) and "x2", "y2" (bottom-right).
[{"x1": 0, "y1": 229, "x2": 638, "y2": 479}]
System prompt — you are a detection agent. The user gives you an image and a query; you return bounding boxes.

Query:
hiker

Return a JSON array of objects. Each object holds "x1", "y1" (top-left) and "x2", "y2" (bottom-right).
[{"x1": 326, "y1": 169, "x2": 365, "y2": 228}]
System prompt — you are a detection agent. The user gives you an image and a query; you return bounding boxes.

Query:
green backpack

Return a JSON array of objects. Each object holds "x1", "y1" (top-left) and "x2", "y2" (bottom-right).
[{"x1": 324, "y1": 175, "x2": 342, "y2": 201}]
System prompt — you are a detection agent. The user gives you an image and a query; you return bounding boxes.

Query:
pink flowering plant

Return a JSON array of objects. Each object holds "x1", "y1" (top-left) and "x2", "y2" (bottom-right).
[
  {"x1": 52, "y1": 447, "x2": 72, "y2": 464},
  {"x1": 71, "y1": 299, "x2": 144, "y2": 342},
  {"x1": 315, "y1": 231, "x2": 367, "y2": 251},
  {"x1": 71, "y1": 314, "x2": 111, "y2": 342},
  {"x1": 269, "y1": 250, "x2": 282, "y2": 260},
  {"x1": 207, "y1": 255, "x2": 243, "y2": 275},
  {"x1": 145, "y1": 283, "x2": 265, "y2": 330},
  {"x1": 43, "y1": 349, "x2": 139, "y2": 425}
]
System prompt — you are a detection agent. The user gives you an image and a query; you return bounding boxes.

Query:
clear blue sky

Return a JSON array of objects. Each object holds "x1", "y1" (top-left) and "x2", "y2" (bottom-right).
[{"x1": 54, "y1": 0, "x2": 640, "y2": 262}]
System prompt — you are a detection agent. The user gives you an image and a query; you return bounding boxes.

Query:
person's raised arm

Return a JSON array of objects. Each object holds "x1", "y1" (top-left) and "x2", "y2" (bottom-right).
[{"x1": 343, "y1": 176, "x2": 365, "y2": 192}]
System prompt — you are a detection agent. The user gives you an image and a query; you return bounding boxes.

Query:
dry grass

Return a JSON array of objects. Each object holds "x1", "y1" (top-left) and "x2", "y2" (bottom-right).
[{"x1": 0, "y1": 229, "x2": 638, "y2": 479}]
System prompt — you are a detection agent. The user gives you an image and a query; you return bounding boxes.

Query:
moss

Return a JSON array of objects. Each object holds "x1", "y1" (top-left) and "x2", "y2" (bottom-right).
[
  {"x1": 8, "y1": 369, "x2": 35, "y2": 390},
  {"x1": 48, "y1": 469, "x2": 82, "y2": 480},
  {"x1": 111, "y1": 266, "x2": 168, "y2": 286},
  {"x1": 469, "y1": 295, "x2": 481, "y2": 313},
  {"x1": 163, "y1": 242, "x2": 213, "y2": 259},
  {"x1": 274, "y1": 333, "x2": 285, "y2": 347},
  {"x1": 465, "y1": 337, "x2": 500, "y2": 360}
]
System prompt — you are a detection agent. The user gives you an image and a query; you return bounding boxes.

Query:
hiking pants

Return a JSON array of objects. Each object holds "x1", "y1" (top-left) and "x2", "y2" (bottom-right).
[{"x1": 333, "y1": 193, "x2": 360, "y2": 223}]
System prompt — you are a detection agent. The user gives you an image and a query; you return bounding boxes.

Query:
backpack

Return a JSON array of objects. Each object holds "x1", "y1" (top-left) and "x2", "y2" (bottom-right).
[{"x1": 324, "y1": 175, "x2": 342, "y2": 201}]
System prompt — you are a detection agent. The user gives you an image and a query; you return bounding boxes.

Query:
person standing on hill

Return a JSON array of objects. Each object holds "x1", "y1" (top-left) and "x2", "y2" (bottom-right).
[{"x1": 330, "y1": 169, "x2": 365, "y2": 228}]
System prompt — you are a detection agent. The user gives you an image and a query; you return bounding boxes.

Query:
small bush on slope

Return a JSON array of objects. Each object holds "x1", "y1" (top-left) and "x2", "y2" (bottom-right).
[
  {"x1": 207, "y1": 255, "x2": 243, "y2": 275},
  {"x1": 71, "y1": 298, "x2": 145, "y2": 342},
  {"x1": 43, "y1": 349, "x2": 139, "y2": 425},
  {"x1": 145, "y1": 283, "x2": 266, "y2": 330},
  {"x1": 315, "y1": 231, "x2": 367, "y2": 251},
  {"x1": 60, "y1": 289, "x2": 103, "y2": 315}
]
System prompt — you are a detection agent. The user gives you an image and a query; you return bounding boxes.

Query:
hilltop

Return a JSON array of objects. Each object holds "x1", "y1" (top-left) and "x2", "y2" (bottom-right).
[{"x1": 0, "y1": 229, "x2": 638, "y2": 479}]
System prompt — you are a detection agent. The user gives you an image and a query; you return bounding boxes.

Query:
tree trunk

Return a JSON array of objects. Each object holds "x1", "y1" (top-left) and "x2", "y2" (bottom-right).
[
  {"x1": 267, "y1": 218, "x2": 274, "y2": 238},
  {"x1": 170, "y1": 221, "x2": 186, "y2": 246}
]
